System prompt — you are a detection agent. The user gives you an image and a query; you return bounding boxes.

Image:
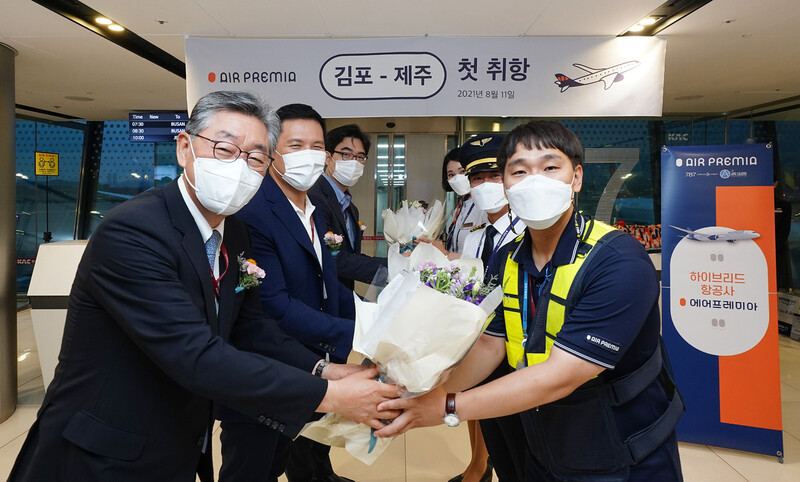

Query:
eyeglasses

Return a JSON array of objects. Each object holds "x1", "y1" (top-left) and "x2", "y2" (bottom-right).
[
  {"x1": 190, "y1": 133, "x2": 273, "y2": 172},
  {"x1": 333, "y1": 150, "x2": 368, "y2": 163}
]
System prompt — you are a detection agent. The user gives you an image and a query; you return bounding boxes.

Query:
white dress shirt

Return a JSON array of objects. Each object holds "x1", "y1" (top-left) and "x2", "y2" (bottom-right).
[{"x1": 462, "y1": 212, "x2": 523, "y2": 261}]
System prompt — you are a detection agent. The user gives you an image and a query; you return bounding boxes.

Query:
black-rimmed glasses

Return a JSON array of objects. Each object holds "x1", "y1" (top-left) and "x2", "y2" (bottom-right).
[
  {"x1": 190, "y1": 132, "x2": 273, "y2": 172},
  {"x1": 333, "y1": 150, "x2": 368, "y2": 163}
]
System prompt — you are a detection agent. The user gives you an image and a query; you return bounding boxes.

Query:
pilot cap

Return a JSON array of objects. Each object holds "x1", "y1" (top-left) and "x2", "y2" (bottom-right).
[{"x1": 459, "y1": 134, "x2": 504, "y2": 175}]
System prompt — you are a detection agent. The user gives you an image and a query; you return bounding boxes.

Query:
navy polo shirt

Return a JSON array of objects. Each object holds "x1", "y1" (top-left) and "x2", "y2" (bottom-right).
[{"x1": 484, "y1": 212, "x2": 682, "y2": 480}]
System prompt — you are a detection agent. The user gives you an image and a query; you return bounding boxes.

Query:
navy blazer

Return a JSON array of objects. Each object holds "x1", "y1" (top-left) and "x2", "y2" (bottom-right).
[
  {"x1": 235, "y1": 173, "x2": 355, "y2": 362},
  {"x1": 308, "y1": 176, "x2": 388, "y2": 291},
  {"x1": 9, "y1": 180, "x2": 326, "y2": 482}
]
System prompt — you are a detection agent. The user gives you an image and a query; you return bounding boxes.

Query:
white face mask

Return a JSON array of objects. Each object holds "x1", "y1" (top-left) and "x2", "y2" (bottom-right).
[
  {"x1": 448, "y1": 174, "x2": 471, "y2": 196},
  {"x1": 184, "y1": 142, "x2": 264, "y2": 216},
  {"x1": 274, "y1": 149, "x2": 327, "y2": 192},
  {"x1": 470, "y1": 181, "x2": 508, "y2": 214},
  {"x1": 332, "y1": 159, "x2": 365, "y2": 187},
  {"x1": 505, "y1": 174, "x2": 574, "y2": 230}
]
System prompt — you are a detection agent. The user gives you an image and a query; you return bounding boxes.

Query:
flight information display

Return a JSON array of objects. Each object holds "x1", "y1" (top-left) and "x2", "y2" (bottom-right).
[{"x1": 129, "y1": 112, "x2": 189, "y2": 142}]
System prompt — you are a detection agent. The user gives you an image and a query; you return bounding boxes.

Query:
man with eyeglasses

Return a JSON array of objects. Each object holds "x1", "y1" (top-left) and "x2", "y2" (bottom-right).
[
  {"x1": 8, "y1": 91, "x2": 399, "y2": 482},
  {"x1": 218, "y1": 104, "x2": 360, "y2": 482},
  {"x1": 308, "y1": 124, "x2": 388, "y2": 291}
]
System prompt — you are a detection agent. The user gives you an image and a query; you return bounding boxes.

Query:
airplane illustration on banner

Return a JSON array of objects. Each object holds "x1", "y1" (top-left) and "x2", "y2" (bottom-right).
[
  {"x1": 670, "y1": 225, "x2": 760, "y2": 243},
  {"x1": 554, "y1": 61, "x2": 640, "y2": 92}
]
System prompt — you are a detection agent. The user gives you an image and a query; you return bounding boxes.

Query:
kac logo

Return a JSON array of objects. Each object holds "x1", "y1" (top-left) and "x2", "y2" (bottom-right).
[
  {"x1": 720, "y1": 169, "x2": 731, "y2": 179},
  {"x1": 667, "y1": 133, "x2": 689, "y2": 141}
]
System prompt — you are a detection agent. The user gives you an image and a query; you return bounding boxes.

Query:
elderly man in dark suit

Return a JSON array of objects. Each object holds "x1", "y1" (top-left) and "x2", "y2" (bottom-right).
[
  {"x1": 309, "y1": 124, "x2": 388, "y2": 291},
  {"x1": 8, "y1": 91, "x2": 399, "y2": 482},
  {"x1": 219, "y1": 105, "x2": 361, "y2": 482}
]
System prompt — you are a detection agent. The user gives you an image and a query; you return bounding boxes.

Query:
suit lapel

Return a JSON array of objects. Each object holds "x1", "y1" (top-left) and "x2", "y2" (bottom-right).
[
  {"x1": 216, "y1": 233, "x2": 240, "y2": 335},
  {"x1": 164, "y1": 181, "x2": 218, "y2": 330},
  {"x1": 317, "y1": 212, "x2": 339, "y2": 298},
  {"x1": 319, "y1": 178, "x2": 353, "y2": 249},
  {"x1": 264, "y1": 175, "x2": 321, "y2": 265},
  {"x1": 349, "y1": 203, "x2": 362, "y2": 253}
]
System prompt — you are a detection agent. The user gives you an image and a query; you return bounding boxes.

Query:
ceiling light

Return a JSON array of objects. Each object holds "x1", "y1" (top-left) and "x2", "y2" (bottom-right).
[
  {"x1": 32, "y1": 0, "x2": 185, "y2": 78},
  {"x1": 619, "y1": 0, "x2": 712, "y2": 37}
]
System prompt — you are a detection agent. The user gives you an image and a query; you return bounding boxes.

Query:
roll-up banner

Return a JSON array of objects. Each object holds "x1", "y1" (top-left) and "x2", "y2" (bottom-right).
[
  {"x1": 661, "y1": 144, "x2": 783, "y2": 458},
  {"x1": 185, "y1": 37, "x2": 666, "y2": 118}
]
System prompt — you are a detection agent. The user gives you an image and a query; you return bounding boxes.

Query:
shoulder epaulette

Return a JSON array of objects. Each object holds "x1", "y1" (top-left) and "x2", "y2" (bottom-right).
[{"x1": 470, "y1": 223, "x2": 487, "y2": 232}]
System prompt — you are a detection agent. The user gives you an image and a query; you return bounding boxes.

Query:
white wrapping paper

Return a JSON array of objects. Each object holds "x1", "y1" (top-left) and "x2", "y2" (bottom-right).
[
  {"x1": 300, "y1": 257, "x2": 503, "y2": 464},
  {"x1": 382, "y1": 200, "x2": 445, "y2": 245}
]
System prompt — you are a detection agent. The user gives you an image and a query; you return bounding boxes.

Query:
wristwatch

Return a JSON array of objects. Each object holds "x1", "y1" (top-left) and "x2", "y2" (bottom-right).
[
  {"x1": 314, "y1": 360, "x2": 329, "y2": 377},
  {"x1": 443, "y1": 393, "x2": 460, "y2": 427}
]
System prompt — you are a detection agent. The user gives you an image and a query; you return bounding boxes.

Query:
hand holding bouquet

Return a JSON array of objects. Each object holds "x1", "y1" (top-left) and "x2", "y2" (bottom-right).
[{"x1": 301, "y1": 251, "x2": 502, "y2": 464}]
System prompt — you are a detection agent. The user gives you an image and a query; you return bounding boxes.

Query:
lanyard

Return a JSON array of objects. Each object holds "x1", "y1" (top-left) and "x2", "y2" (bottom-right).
[
  {"x1": 447, "y1": 196, "x2": 474, "y2": 252},
  {"x1": 476, "y1": 217, "x2": 519, "y2": 275},
  {"x1": 210, "y1": 243, "x2": 229, "y2": 298},
  {"x1": 448, "y1": 196, "x2": 465, "y2": 234},
  {"x1": 520, "y1": 266, "x2": 551, "y2": 350}
]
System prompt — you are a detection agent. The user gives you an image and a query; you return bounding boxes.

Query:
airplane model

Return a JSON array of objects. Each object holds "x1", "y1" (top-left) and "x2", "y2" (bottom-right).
[
  {"x1": 554, "y1": 61, "x2": 640, "y2": 92},
  {"x1": 670, "y1": 225, "x2": 760, "y2": 243}
]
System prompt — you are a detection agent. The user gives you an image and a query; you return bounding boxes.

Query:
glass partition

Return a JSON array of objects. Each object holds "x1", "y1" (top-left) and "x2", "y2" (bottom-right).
[{"x1": 15, "y1": 120, "x2": 85, "y2": 293}]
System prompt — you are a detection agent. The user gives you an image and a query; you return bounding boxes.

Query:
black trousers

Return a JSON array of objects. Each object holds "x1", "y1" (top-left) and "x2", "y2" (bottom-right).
[
  {"x1": 218, "y1": 421, "x2": 282, "y2": 482},
  {"x1": 478, "y1": 362, "x2": 527, "y2": 482},
  {"x1": 219, "y1": 421, "x2": 336, "y2": 482},
  {"x1": 283, "y1": 435, "x2": 336, "y2": 480}
]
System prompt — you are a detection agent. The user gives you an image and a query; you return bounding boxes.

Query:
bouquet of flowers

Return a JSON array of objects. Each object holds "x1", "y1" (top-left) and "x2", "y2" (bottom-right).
[
  {"x1": 323, "y1": 231, "x2": 344, "y2": 255},
  {"x1": 300, "y1": 249, "x2": 502, "y2": 464},
  {"x1": 408, "y1": 200, "x2": 429, "y2": 211},
  {"x1": 381, "y1": 199, "x2": 445, "y2": 252}
]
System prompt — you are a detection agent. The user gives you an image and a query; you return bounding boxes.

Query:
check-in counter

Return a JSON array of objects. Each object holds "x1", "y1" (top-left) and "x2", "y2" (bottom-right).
[{"x1": 27, "y1": 240, "x2": 87, "y2": 391}]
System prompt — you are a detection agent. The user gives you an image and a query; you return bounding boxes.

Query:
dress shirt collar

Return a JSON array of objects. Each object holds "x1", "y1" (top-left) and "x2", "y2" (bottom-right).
[
  {"x1": 178, "y1": 175, "x2": 225, "y2": 243},
  {"x1": 288, "y1": 195, "x2": 316, "y2": 220},
  {"x1": 323, "y1": 173, "x2": 351, "y2": 211},
  {"x1": 511, "y1": 211, "x2": 585, "y2": 277}
]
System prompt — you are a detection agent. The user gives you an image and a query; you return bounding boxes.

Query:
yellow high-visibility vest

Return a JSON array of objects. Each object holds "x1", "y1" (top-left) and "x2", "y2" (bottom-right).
[{"x1": 501, "y1": 219, "x2": 620, "y2": 369}]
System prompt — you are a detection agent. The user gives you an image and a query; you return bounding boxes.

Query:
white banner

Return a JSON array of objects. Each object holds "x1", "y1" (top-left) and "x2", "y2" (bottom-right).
[{"x1": 186, "y1": 37, "x2": 666, "y2": 118}]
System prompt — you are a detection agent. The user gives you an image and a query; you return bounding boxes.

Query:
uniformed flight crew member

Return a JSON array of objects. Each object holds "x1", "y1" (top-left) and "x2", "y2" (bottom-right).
[
  {"x1": 375, "y1": 121, "x2": 684, "y2": 481},
  {"x1": 460, "y1": 134, "x2": 525, "y2": 270},
  {"x1": 440, "y1": 147, "x2": 487, "y2": 256}
]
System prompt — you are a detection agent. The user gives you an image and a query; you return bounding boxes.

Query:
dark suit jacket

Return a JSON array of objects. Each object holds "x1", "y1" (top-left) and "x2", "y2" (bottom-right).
[
  {"x1": 308, "y1": 176, "x2": 388, "y2": 291},
  {"x1": 235, "y1": 173, "x2": 355, "y2": 362},
  {"x1": 9, "y1": 180, "x2": 326, "y2": 482}
]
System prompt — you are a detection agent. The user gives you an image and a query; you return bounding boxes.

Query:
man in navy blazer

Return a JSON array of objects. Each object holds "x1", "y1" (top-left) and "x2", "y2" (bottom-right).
[
  {"x1": 8, "y1": 91, "x2": 398, "y2": 482},
  {"x1": 309, "y1": 124, "x2": 388, "y2": 292},
  {"x1": 219, "y1": 104, "x2": 359, "y2": 482}
]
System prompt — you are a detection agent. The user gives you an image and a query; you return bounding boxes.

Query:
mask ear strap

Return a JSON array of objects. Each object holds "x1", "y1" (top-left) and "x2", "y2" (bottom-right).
[
  {"x1": 183, "y1": 137, "x2": 201, "y2": 192},
  {"x1": 508, "y1": 207, "x2": 518, "y2": 235}
]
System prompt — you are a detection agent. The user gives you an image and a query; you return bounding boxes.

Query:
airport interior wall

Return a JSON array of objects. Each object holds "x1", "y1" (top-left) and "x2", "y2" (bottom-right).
[{"x1": 14, "y1": 113, "x2": 800, "y2": 294}]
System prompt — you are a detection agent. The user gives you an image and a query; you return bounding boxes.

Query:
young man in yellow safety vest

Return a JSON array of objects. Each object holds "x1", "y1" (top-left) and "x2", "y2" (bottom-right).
[{"x1": 375, "y1": 121, "x2": 684, "y2": 481}]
